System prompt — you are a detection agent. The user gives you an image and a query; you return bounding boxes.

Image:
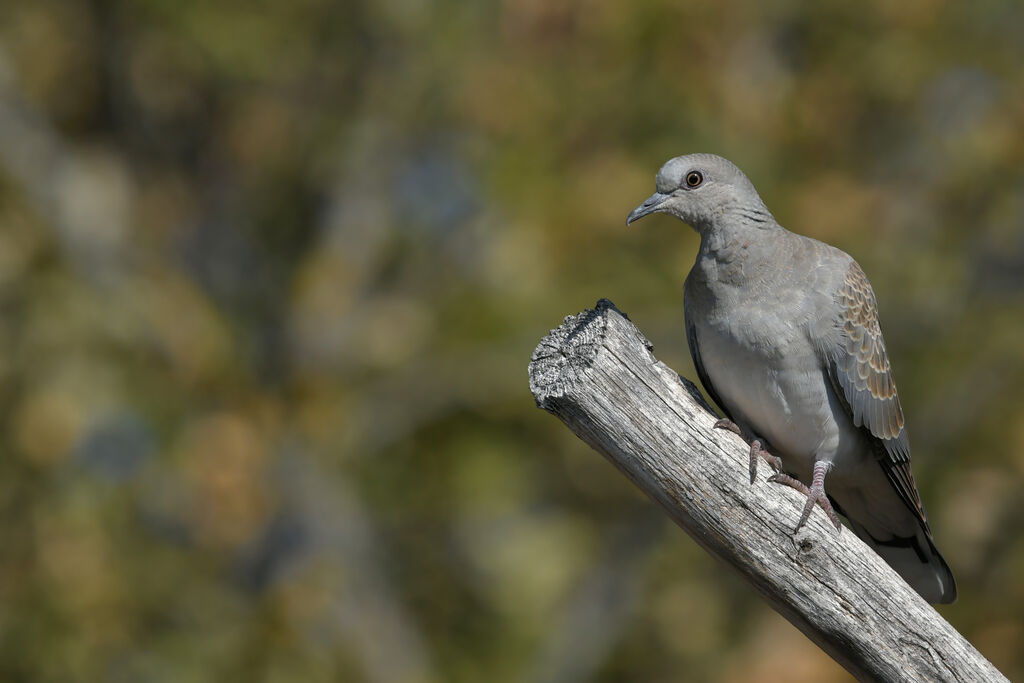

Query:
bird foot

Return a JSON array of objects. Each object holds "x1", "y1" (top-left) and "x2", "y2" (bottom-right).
[
  {"x1": 713, "y1": 419, "x2": 783, "y2": 483},
  {"x1": 767, "y1": 461, "x2": 842, "y2": 532}
]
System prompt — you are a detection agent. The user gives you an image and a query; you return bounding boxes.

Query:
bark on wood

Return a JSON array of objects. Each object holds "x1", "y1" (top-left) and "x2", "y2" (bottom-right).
[{"x1": 528, "y1": 298, "x2": 1005, "y2": 683}]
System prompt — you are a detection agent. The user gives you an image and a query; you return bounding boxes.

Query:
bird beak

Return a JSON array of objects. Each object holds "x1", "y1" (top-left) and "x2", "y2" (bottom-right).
[{"x1": 626, "y1": 192, "x2": 670, "y2": 225}]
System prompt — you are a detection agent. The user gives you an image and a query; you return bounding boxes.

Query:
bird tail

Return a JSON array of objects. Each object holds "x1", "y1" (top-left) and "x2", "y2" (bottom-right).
[{"x1": 846, "y1": 518, "x2": 957, "y2": 604}]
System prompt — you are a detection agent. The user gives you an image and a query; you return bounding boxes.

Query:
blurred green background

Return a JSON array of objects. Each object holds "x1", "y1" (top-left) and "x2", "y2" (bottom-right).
[{"x1": 0, "y1": 0, "x2": 1023, "y2": 681}]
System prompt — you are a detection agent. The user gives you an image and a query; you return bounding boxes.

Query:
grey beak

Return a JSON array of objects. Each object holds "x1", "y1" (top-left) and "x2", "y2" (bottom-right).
[{"x1": 626, "y1": 192, "x2": 670, "y2": 225}]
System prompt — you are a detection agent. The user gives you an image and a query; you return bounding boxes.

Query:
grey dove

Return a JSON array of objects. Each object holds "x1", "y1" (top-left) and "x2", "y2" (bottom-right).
[{"x1": 627, "y1": 153, "x2": 956, "y2": 604}]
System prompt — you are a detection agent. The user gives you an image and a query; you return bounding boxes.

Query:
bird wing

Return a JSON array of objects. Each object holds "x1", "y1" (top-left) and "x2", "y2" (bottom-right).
[
  {"x1": 828, "y1": 260, "x2": 931, "y2": 531},
  {"x1": 684, "y1": 307, "x2": 733, "y2": 423}
]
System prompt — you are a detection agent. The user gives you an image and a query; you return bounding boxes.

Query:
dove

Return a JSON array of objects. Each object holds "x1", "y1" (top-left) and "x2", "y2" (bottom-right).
[{"x1": 627, "y1": 153, "x2": 956, "y2": 604}]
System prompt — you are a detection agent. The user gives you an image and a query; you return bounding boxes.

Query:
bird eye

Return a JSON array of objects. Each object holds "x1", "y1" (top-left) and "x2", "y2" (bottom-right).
[{"x1": 685, "y1": 171, "x2": 703, "y2": 188}]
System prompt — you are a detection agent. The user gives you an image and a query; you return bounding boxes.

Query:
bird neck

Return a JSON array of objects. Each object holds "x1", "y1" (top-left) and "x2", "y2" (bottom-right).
[
  {"x1": 698, "y1": 203, "x2": 779, "y2": 246},
  {"x1": 693, "y1": 211, "x2": 786, "y2": 286}
]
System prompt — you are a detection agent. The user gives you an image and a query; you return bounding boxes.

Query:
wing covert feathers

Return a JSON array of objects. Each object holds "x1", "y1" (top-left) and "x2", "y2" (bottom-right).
[{"x1": 831, "y1": 261, "x2": 931, "y2": 528}]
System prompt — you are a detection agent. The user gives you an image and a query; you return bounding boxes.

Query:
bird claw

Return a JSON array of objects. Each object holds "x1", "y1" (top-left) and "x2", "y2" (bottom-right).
[
  {"x1": 713, "y1": 418, "x2": 743, "y2": 437},
  {"x1": 749, "y1": 440, "x2": 783, "y2": 484},
  {"x1": 767, "y1": 468, "x2": 842, "y2": 533},
  {"x1": 713, "y1": 419, "x2": 782, "y2": 483},
  {"x1": 713, "y1": 421, "x2": 839, "y2": 531}
]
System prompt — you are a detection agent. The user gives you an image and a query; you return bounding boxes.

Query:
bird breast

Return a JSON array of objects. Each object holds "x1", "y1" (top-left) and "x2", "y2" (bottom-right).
[
  {"x1": 686, "y1": 243, "x2": 865, "y2": 481},
  {"x1": 693, "y1": 309, "x2": 848, "y2": 478}
]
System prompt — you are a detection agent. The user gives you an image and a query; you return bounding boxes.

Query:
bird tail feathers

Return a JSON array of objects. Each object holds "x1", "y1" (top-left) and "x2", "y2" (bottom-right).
[{"x1": 847, "y1": 519, "x2": 957, "y2": 604}]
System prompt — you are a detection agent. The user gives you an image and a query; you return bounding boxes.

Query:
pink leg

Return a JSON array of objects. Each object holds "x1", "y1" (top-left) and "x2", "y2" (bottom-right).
[
  {"x1": 714, "y1": 418, "x2": 783, "y2": 483},
  {"x1": 768, "y1": 460, "x2": 842, "y2": 532}
]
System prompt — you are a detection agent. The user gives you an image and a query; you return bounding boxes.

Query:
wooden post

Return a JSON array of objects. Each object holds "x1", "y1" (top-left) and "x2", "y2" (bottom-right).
[{"x1": 528, "y1": 298, "x2": 1005, "y2": 683}]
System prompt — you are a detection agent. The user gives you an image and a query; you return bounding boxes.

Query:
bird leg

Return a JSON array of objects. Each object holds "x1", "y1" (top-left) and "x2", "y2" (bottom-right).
[
  {"x1": 713, "y1": 418, "x2": 783, "y2": 484},
  {"x1": 768, "y1": 460, "x2": 842, "y2": 532}
]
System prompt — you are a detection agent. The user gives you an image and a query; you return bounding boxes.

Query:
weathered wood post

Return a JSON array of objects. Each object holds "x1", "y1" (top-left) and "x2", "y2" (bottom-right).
[{"x1": 528, "y1": 298, "x2": 1005, "y2": 683}]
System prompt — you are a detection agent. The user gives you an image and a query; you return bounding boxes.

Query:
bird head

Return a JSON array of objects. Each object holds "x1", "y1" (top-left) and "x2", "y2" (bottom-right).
[{"x1": 626, "y1": 154, "x2": 770, "y2": 232}]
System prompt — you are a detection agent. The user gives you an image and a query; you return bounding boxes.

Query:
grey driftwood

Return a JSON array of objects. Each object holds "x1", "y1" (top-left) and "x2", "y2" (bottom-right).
[{"x1": 528, "y1": 298, "x2": 1005, "y2": 683}]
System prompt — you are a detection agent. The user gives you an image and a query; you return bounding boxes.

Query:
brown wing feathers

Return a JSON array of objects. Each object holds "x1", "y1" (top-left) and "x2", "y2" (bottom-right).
[
  {"x1": 834, "y1": 262, "x2": 906, "y2": 446},
  {"x1": 832, "y1": 261, "x2": 931, "y2": 529}
]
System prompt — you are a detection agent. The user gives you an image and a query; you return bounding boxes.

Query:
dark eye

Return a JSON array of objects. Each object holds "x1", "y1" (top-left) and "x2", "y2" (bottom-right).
[{"x1": 685, "y1": 171, "x2": 703, "y2": 188}]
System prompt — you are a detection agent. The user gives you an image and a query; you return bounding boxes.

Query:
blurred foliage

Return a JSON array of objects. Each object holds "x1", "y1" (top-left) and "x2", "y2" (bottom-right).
[{"x1": 0, "y1": 0, "x2": 1023, "y2": 681}]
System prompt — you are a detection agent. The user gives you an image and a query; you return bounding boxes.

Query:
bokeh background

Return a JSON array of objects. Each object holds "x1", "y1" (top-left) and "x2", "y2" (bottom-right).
[{"x1": 0, "y1": 0, "x2": 1023, "y2": 681}]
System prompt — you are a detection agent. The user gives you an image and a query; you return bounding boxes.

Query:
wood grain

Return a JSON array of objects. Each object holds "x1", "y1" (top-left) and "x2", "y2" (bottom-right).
[{"x1": 528, "y1": 298, "x2": 1004, "y2": 683}]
